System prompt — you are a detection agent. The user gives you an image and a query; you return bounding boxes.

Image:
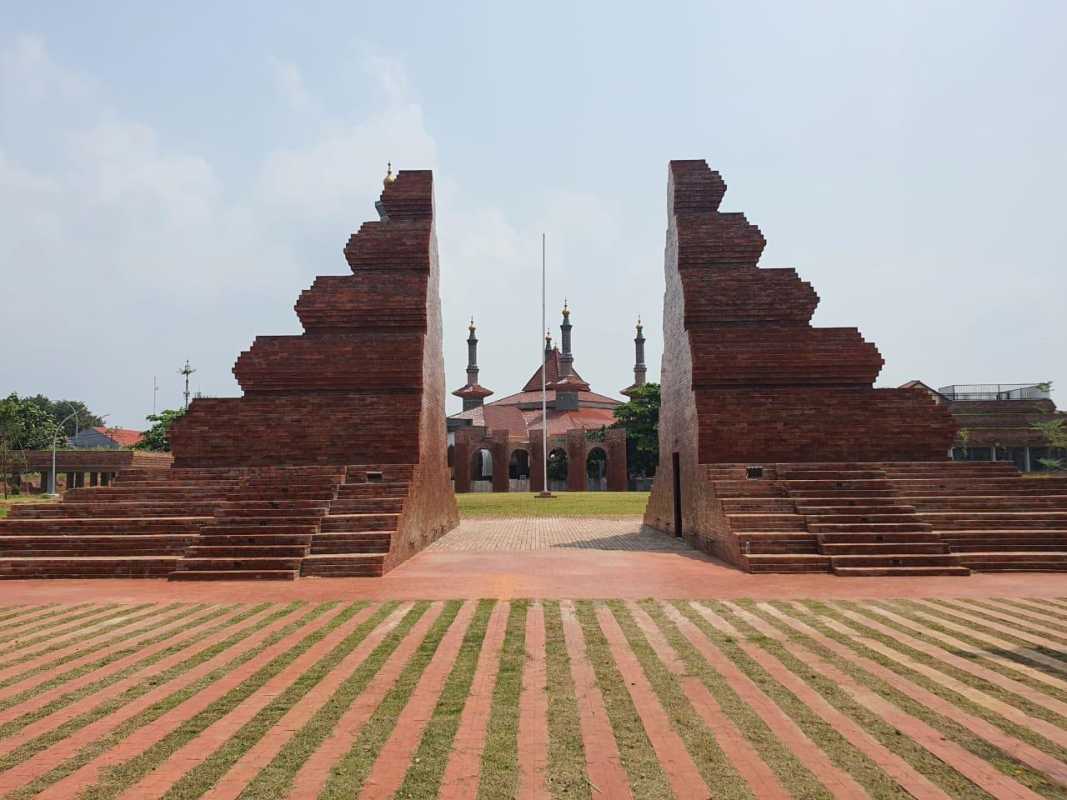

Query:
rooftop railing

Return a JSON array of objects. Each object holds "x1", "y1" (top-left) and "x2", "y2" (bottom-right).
[{"x1": 938, "y1": 383, "x2": 1051, "y2": 401}]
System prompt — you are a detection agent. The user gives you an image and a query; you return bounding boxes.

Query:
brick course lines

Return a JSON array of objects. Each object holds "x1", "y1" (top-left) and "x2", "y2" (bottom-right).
[
  {"x1": 0, "y1": 604, "x2": 187, "y2": 694},
  {"x1": 0, "y1": 604, "x2": 240, "y2": 734},
  {"x1": 0, "y1": 606, "x2": 297, "y2": 794},
  {"x1": 7, "y1": 604, "x2": 334, "y2": 797},
  {"x1": 627, "y1": 602, "x2": 790, "y2": 800},
  {"x1": 429, "y1": 517, "x2": 689, "y2": 553},
  {"x1": 285, "y1": 602, "x2": 445, "y2": 798},
  {"x1": 197, "y1": 603, "x2": 412, "y2": 800},
  {"x1": 833, "y1": 605, "x2": 1067, "y2": 722},
  {"x1": 595, "y1": 605, "x2": 710, "y2": 800},
  {"x1": 907, "y1": 601, "x2": 1067, "y2": 678},
  {"x1": 514, "y1": 601, "x2": 549, "y2": 800},
  {"x1": 662, "y1": 602, "x2": 866, "y2": 799},
  {"x1": 759, "y1": 603, "x2": 1050, "y2": 800},
  {"x1": 114, "y1": 603, "x2": 378, "y2": 799},
  {"x1": 712, "y1": 603, "x2": 953, "y2": 800},
  {"x1": 359, "y1": 600, "x2": 478, "y2": 799},
  {"x1": 437, "y1": 602, "x2": 509, "y2": 799},
  {"x1": 815, "y1": 613, "x2": 1067, "y2": 753},
  {"x1": 558, "y1": 600, "x2": 633, "y2": 799},
  {"x1": 866, "y1": 603, "x2": 1067, "y2": 696}
]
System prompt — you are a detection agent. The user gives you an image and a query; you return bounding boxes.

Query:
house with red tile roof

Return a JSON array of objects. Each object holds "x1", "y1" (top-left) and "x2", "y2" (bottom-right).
[{"x1": 69, "y1": 426, "x2": 144, "y2": 449}]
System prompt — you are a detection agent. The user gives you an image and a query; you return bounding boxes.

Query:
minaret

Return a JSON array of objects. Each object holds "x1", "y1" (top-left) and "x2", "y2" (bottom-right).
[
  {"x1": 451, "y1": 318, "x2": 493, "y2": 411},
  {"x1": 559, "y1": 300, "x2": 573, "y2": 378},
  {"x1": 621, "y1": 317, "x2": 648, "y2": 398}
]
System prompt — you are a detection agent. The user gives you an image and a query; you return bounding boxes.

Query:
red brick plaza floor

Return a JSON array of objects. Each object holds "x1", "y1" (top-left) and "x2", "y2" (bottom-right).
[{"x1": 0, "y1": 517, "x2": 1065, "y2": 798}]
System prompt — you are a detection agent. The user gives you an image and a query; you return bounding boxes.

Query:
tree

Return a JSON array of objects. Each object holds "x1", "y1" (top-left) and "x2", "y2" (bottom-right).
[
  {"x1": 612, "y1": 382, "x2": 660, "y2": 478},
  {"x1": 135, "y1": 409, "x2": 185, "y2": 452},
  {"x1": 0, "y1": 394, "x2": 62, "y2": 497},
  {"x1": 1032, "y1": 418, "x2": 1067, "y2": 471},
  {"x1": 23, "y1": 396, "x2": 104, "y2": 438}
]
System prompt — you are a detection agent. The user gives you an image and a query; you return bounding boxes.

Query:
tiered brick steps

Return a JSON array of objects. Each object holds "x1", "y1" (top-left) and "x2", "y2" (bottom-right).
[
  {"x1": 722, "y1": 461, "x2": 1067, "y2": 576},
  {"x1": 169, "y1": 466, "x2": 346, "y2": 581},
  {"x1": 301, "y1": 465, "x2": 414, "y2": 578},
  {"x1": 0, "y1": 467, "x2": 238, "y2": 578}
]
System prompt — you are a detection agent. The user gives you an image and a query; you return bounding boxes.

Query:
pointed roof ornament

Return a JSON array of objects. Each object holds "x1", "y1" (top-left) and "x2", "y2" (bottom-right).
[
  {"x1": 468, "y1": 316, "x2": 476, "y2": 333},
  {"x1": 383, "y1": 161, "x2": 396, "y2": 187},
  {"x1": 562, "y1": 297, "x2": 570, "y2": 318}
]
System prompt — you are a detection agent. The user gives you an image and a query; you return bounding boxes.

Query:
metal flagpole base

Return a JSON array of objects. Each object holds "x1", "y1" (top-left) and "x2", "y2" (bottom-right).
[{"x1": 535, "y1": 491, "x2": 556, "y2": 499}]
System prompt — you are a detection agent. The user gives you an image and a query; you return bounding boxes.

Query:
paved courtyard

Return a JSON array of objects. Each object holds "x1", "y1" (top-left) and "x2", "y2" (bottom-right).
[
  {"x1": 0, "y1": 596, "x2": 1064, "y2": 798},
  {"x1": 428, "y1": 516, "x2": 692, "y2": 552}
]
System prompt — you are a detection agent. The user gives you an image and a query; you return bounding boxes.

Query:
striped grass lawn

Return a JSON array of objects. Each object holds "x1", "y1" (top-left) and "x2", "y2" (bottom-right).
[{"x1": 0, "y1": 599, "x2": 1063, "y2": 798}]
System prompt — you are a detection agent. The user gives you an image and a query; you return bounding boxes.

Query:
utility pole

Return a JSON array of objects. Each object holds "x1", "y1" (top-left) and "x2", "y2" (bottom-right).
[
  {"x1": 153, "y1": 376, "x2": 159, "y2": 415},
  {"x1": 179, "y1": 360, "x2": 196, "y2": 410}
]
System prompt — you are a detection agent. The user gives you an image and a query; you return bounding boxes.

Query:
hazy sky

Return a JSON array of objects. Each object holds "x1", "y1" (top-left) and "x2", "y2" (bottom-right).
[{"x1": 2, "y1": 1, "x2": 1064, "y2": 428}]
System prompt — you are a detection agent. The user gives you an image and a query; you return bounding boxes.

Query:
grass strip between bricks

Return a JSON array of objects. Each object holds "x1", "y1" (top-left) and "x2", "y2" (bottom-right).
[
  {"x1": 395, "y1": 599, "x2": 495, "y2": 799},
  {"x1": 0, "y1": 603, "x2": 158, "y2": 664},
  {"x1": 0, "y1": 603, "x2": 213, "y2": 726},
  {"x1": 650, "y1": 601, "x2": 830, "y2": 799},
  {"x1": 0, "y1": 603, "x2": 121, "y2": 649},
  {"x1": 964, "y1": 599, "x2": 1067, "y2": 638},
  {"x1": 317, "y1": 601, "x2": 463, "y2": 799},
  {"x1": 542, "y1": 600, "x2": 591, "y2": 800},
  {"x1": 233, "y1": 602, "x2": 433, "y2": 800},
  {"x1": 0, "y1": 601, "x2": 312, "y2": 800},
  {"x1": 574, "y1": 600, "x2": 671, "y2": 800},
  {"x1": 0, "y1": 603, "x2": 261, "y2": 765},
  {"x1": 936, "y1": 599, "x2": 1067, "y2": 650},
  {"x1": 867, "y1": 600, "x2": 1067, "y2": 707},
  {"x1": 476, "y1": 600, "x2": 528, "y2": 800},
  {"x1": 722, "y1": 601, "x2": 996, "y2": 800},
  {"x1": 775, "y1": 601, "x2": 1067, "y2": 800},
  {"x1": 0, "y1": 605, "x2": 201, "y2": 725},
  {"x1": 0, "y1": 606, "x2": 56, "y2": 627},
  {"x1": 905, "y1": 599, "x2": 1067, "y2": 667},
  {"x1": 697, "y1": 600, "x2": 911, "y2": 800},
  {"x1": 827, "y1": 600, "x2": 1067, "y2": 733},
  {"x1": 797, "y1": 601, "x2": 1067, "y2": 772},
  {"x1": 54, "y1": 601, "x2": 340, "y2": 800},
  {"x1": 160, "y1": 600, "x2": 391, "y2": 800},
  {"x1": 610, "y1": 601, "x2": 753, "y2": 800},
  {"x1": 0, "y1": 605, "x2": 181, "y2": 686},
  {"x1": 0, "y1": 603, "x2": 92, "y2": 642}
]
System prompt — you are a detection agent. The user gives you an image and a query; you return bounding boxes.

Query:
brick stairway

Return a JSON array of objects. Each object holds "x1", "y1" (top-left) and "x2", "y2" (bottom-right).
[
  {"x1": 725, "y1": 461, "x2": 1067, "y2": 575},
  {"x1": 0, "y1": 468, "x2": 240, "y2": 578},
  {"x1": 0, "y1": 464, "x2": 417, "y2": 580},
  {"x1": 301, "y1": 465, "x2": 414, "y2": 578},
  {"x1": 169, "y1": 466, "x2": 346, "y2": 581}
]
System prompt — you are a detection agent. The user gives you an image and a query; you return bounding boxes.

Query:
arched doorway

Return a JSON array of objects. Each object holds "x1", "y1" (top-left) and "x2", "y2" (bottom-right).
[
  {"x1": 547, "y1": 447, "x2": 568, "y2": 492},
  {"x1": 470, "y1": 448, "x2": 493, "y2": 492},
  {"x1": 508, "y1": 448, "x2": 530, "y2": 492},
  {"x1": 586, "y1": 447, "x2": 607, "y2": 491}
]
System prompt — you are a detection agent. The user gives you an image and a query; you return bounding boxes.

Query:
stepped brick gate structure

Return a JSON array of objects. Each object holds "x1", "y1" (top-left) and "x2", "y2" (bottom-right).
[
  {"x1": 645, "y1": 160, "x2": 1067, "y2": 575},
  {"x1": 0, "y1": 169, "x2": 458, "y2": 580}
]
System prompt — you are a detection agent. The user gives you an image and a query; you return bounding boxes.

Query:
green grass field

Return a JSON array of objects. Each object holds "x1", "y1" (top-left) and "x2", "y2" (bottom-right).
[{"x1": 456, "y1": 491, "x2": 649, "y2": 518}]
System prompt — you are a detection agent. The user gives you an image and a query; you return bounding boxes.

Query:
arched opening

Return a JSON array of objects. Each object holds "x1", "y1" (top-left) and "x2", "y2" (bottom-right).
[
  {"x1": 586, "y1": 447, "x2": 607, "y2": 491},
  {"x1": 508, "y1": 448, "x2": 530, "y2": 492},
  {"x1": 547, "y1": 447, "x2": 568, "y2": 492},
  {"x1": 470, "y1": 448, "x2": 493, "y2": 492}
]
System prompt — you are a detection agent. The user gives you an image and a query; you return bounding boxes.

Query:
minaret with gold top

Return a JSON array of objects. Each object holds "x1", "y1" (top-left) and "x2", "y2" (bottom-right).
[{"x1": 451, "y1": 317, "x2": 493, "y2": 411}]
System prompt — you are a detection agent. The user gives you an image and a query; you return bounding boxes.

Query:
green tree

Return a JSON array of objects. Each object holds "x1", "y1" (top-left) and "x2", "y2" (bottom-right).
[
  {"x1": 23, "y1": 395, "x2": 104, "y2": 437},
  {"x1": 612, "y1": 382, "x2": 660, "y2": 478},
  {"x1": 135, "y1": 408, "x2": 185, "y2": 452},
  {"x1": 1032, "y1": 418, "x2": 1067, "y2": 471},
  {"x1": 0, "y1": 394, "x2": 62, "y2": 497}
]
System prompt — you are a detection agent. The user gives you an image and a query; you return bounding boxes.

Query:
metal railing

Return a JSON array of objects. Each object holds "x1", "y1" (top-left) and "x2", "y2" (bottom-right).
[{"x1": 938, "y1": 383, "x2": 1051, "y2": 401}]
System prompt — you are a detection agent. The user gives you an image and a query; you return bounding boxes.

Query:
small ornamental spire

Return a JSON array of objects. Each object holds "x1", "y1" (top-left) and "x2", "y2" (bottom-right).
[
  {"x1": 621, "y1": 315, "x2": 648, "y2": 398},
  {"x1": 468, "y1": 316, "x2": 476, "y2": 334},
  {"x1": 383, "y1": 161, "x2": 396, "y2": 186},
  {"x1": 545, "y1": 329, "x2": 553, "y2": 350},
  {"x1": 452, "y1": 316, "x2": 492, "y2": 410},
  {"x1": 562, "y1": 298, "x2": 570, "y2": 318}
]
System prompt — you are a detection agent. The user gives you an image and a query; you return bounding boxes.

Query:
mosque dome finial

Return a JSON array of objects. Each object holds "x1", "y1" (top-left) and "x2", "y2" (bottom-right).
[{"x1": 383, "y1": 161, "x2": 396, "y2": 186}]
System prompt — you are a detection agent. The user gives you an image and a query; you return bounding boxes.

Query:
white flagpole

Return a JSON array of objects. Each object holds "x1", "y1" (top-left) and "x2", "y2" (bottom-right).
[{"x1": 541, "y1": 232, "x2": 549, "y2": 494}]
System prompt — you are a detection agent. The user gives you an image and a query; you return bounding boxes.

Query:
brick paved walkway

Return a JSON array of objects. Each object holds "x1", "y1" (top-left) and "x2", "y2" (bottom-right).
[
  {"x1": 0, "y1": 597, "x2": 1062, "y2": 798},
  {"x1": 428, "y1": 517, "x2": 692, "y2": 552}
]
